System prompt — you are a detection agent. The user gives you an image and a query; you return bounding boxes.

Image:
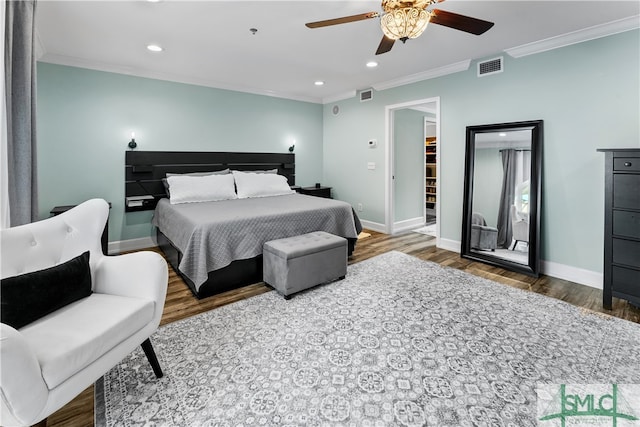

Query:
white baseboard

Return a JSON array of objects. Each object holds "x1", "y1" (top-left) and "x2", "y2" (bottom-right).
[
  {"x1": 392, "y1": 217, "x2": 425, "y2": 235},
  {"x1": 108, "y1": 234, "x2": 603, "y2": 290},
  {"x1": 360, "y1": 219, "x2": 386, "y2": 233},
  {"x1": 437, "y1": 238, "x2": 461, "y2": 253},
  {"x1": 540, "y1": 260, "x2": 603, "y2": 290},
  {"x1": 419, "y1": 237, "x2": 604, "y2": 290},
  {"x1": 108, "y1": 236, "x2": 157, "y2": 255}
]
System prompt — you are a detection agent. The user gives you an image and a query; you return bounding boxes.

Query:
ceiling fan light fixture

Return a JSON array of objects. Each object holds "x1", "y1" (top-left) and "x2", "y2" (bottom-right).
[
  {"x1": 380, "y1": 7, "x2": 430, "y2": 41},
  {"x1": 304, "y1": 0, "x2": 493, "y2": 56}
]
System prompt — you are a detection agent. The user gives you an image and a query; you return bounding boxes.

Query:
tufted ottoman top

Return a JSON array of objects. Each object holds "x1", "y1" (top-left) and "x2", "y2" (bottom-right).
[{"x1": 263, "y1": 231, "x2": 346, "y2": 260}]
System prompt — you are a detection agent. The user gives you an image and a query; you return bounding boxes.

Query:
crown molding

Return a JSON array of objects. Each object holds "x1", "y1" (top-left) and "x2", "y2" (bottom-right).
[
  {"x1": 372, "y1": 59, "x2": 471, "y2": 92},
  {"x1": 38, "y1": 53, "x2": 323, "y2": 104},
  {"x1": 505, "y1": 15, "x2": 640, "y2": 58},
  {"x1": 322, "y1": 90, "x2": 357, "y2": 105},
  {"x1": 37, "y1": 14, "x2": 639, "y2": 107}
]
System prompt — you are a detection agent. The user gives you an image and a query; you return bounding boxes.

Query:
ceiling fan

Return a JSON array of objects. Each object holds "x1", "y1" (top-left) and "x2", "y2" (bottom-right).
[{"x1": 305, "y1": 0, "x2": 494, "y2": 55}]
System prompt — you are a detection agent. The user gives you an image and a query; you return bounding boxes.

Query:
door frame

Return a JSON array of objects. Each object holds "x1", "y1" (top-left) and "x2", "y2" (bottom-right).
[{"x1": 384, "y1": 96, "x2": 441, "y2": 241}]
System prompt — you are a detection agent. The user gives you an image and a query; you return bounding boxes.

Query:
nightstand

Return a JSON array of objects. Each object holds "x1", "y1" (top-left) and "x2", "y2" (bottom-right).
[
  {"x1": 50, "y1": 203, "x2": 110, "y2": 254},
  {"x1": 298, "y1": 186, "x2": 332, "y2": 199}
]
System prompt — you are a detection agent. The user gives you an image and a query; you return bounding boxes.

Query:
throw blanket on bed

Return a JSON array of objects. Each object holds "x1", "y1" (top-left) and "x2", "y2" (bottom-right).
[{"x1": 152, "y1": 194, "x2": 358, "y2": 290}]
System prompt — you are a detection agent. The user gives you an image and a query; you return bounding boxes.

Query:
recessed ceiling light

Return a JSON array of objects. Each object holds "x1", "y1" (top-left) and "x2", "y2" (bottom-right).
[
  {"x1": 366, "y1": 61, "x2": 378, "y2": 68},
  {"x1": 147, "y1": 44, "x2": 163, "y2": 52},
  {"x1": 314, "y1": 81, "x2": 324, "y2": 86}
]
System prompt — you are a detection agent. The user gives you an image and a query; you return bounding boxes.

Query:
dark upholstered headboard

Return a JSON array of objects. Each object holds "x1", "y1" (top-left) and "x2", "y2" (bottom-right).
[{"x1": 125, "y1": 151, "x2": 295, "y2": 212}]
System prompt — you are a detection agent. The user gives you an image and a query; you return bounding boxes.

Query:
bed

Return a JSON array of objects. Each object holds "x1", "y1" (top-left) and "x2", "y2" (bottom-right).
[
  {"x1": 153, "y1": 194, "x2": 360, "y2": 298},
  {"x1": 125, "y1": 151, "x2": 361, "y2": 298}
]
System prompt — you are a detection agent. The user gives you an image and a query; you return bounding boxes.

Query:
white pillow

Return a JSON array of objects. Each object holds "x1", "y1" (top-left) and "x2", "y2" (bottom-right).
[
  {"x1": 162, "y1": 169, "x2": 230, "y2": 197},
  {"x1": 232, "y1": 171, "x2": 295, "y2": 199},
  {"x1": 168, "y1": 173, "x2": 237, "y2": 204},
  {"x1": 231, "y1": 169, "x2": 277, "y2": 174},
  {"x1": 166, "y1": 169, "x2": 230, "y2": 177}
]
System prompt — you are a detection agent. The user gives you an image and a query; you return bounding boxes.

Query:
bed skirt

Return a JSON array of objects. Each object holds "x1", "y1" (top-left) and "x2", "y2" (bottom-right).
[{"x1": 157, "y1": 230, "x2": 263, "y2": 298}]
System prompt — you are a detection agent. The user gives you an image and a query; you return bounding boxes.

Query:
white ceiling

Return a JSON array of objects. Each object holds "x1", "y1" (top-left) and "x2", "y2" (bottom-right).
[{"x1": 35, "y1": 1, "x2": 640, "y2": 104}]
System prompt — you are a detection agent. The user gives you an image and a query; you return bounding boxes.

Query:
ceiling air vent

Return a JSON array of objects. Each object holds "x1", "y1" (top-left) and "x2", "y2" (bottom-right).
[
  {"x1": 477, "y1": 57, "x2": 503, "y2": 77},
  {"x1": 359, "y1": 88, "x2": 373, "y2": 102}
]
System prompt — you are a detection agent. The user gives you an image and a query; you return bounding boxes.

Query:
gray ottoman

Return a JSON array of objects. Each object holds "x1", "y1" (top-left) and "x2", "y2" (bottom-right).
[{"x1": 263, "y1": 231, "x2": 347, "y2": 299}]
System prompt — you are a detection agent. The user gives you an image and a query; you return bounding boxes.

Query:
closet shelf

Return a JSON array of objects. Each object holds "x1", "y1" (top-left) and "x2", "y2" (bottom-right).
[{"x1": 425, "y1": 137, "x2": 437, "y2": 212}]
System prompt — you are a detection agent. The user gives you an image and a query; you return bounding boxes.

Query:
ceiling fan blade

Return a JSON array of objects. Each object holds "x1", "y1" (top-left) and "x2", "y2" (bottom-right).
[
  {"x1": 375, "y1": 36, "x2": 395, "y2": 55},
  {"x1": 429, "y1": 9, "x2": 494, "y2": 35},
  {"x1": 305, "y1": 11, "x2": 380, "y2": 28}
]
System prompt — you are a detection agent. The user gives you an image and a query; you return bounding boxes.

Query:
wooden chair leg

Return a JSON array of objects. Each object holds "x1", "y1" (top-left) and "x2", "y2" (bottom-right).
[{"x1": 141, "y1": 338, "x2": 163, "y2": 378}]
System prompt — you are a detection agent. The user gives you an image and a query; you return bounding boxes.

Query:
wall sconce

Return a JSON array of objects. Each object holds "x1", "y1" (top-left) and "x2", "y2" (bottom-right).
[
  {"x1": 128, "y1": 132, "x2": 137, "y2": 150},
  {"x1": 288, "y1": 144, "x2": 295, "y2": 153}
]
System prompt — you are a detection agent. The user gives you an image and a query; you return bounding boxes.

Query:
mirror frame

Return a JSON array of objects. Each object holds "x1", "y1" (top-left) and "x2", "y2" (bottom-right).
[{"x1": 461, "y1": 120, "x2": 543, "y2": 277}]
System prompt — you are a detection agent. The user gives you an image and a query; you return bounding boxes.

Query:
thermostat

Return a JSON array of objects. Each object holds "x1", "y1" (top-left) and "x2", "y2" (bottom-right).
[{"x1": 368, "y1": 139, "x2": 377, "y2": 148}]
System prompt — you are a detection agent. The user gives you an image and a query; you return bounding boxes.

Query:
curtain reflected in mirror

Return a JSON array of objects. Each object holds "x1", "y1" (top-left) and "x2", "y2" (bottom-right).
[{"x1": 462, "y1": 121, "x2": 542, "y2": 276}]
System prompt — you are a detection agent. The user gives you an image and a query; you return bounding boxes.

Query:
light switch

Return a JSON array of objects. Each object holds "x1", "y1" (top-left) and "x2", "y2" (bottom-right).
[{"x1": 367, "y1": 162, "x2": 376, "y2": 170}]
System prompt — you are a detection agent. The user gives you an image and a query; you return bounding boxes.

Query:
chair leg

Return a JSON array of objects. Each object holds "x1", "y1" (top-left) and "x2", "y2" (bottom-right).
[{"x1": 141, "y1": 338, "x2": 163, "y2": 378}]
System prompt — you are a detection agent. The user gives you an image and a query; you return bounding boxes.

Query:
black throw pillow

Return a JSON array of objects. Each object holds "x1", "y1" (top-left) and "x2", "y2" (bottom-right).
[{"x1": 1, "y1": 251, "x2": 92, "y2": 329}]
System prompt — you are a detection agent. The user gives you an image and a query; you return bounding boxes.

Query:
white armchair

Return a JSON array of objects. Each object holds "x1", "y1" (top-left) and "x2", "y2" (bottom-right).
[
  {"x1": 0, "y1": 199, "x2": 168, "y2": 426},
  {"x1": 510, "y1": 204, "x2": 529, "y2": 250}
]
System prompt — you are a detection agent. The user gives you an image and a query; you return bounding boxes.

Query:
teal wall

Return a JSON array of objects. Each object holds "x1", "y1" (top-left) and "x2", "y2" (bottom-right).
[
  {"x1": 323, "y1": 29, "x2": 640, "y2": 272},
  {"x1": 393, "y1": 108, "x2": 425, "y2": 222},
  {"x1": 36, "y1": 29, "x2": 640, "y2": 274},
  {"x1": 36, "y1": 63, "x2": 323, "y2": 242},
  {"x1": 323, "y1": 99, "x2": 386, "y2": 222}
]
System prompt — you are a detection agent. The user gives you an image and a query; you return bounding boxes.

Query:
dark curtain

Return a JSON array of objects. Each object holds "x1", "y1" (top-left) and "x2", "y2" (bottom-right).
[
  {"x1": 496, "y1": 149, "x2": 516, "y2": 248},
  {"x1": 5, "y1": 0, "x2": 38, "y2": 226}
]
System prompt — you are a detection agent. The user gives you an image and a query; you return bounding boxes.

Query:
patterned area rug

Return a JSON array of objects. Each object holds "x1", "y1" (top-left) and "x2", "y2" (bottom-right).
[{"x1": 95, "y1": 251, "x2": 640, "y2": 426}]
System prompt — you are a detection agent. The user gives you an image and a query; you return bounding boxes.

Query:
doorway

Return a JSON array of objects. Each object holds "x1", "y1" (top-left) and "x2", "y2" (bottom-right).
[
  {"x1": 384, "y1": 97, "x2": 440, "y2": 244},
  {"x1": 424, "y1": 117, "x2": 437, "y2": 226}
]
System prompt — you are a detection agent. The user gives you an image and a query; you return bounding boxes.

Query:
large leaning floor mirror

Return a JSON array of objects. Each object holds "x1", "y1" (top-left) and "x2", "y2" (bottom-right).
[{"x1": 461, "y1": 120, "x2": 543, "y2": 276}]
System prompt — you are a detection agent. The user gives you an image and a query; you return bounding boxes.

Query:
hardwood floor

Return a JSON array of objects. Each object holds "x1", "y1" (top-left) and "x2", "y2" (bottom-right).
[{"x1": 45, "y1": 229, "x2": 640, "y2": 427}]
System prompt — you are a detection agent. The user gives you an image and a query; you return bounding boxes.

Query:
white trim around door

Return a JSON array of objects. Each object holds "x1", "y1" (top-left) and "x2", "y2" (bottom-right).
[{"x1": 384, "y1": 97, "x2": 441, "y2": 242}]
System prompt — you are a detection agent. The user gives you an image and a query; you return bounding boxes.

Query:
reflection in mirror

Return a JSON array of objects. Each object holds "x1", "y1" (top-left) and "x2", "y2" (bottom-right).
[{"x1": 461, "y1": 120, "x2": 542, "y2": 276}]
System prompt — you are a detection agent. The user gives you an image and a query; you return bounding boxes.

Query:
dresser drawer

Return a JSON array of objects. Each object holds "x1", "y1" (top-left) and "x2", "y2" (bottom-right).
[
  {"x1": 612, "y1": 266, "x2": 640, "y2": 298},
  {"x1": 613, "y1": 210, "x2": 640, "y2": 239},
  {"x1": 612, "y1": 238, "x2": 640, "y2": 269},
  {"x1": 613, "y1": 174, "x2": 640, "y2": 210},
  {"x1": 614, "y1": 157, "x2": 640, "y2": 172}
]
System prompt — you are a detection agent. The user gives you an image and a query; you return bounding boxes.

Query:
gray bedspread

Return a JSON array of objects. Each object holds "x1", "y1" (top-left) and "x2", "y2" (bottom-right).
[{"x1": 152, "y1": 194, "x2": 358, "y2": 290}]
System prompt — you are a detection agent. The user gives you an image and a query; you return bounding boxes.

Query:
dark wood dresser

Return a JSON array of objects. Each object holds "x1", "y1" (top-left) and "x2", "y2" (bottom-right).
[{"x1": 598, "y1": 148, "x2": 640, "y2": 309}]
